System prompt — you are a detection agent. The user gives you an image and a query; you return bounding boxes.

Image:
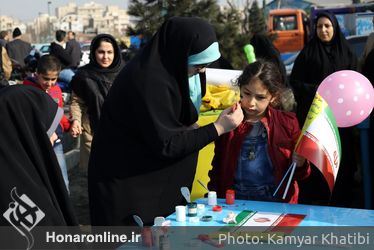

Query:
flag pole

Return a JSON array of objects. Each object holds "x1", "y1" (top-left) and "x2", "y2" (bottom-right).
[
  {"x1": 282, "y1": 161, "x2": 297, "y2": 199},
  {"x1": 273, "y1": 162, "x2": 293, "y2": 197}
]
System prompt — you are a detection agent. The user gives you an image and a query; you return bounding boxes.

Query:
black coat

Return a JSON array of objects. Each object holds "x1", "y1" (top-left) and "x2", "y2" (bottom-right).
[
  {"x1": 6, "y1": 38, "x2": 32, "y2": 67},
  {"x1": 66, "y1": 39, "x2": 82, "y2": 68},
  {"x1": 88, "y1": 17, "x2": 220, "y2": 225},
  {"x1": 49, "y1": 42, "x2": 72, "y2": 68}
]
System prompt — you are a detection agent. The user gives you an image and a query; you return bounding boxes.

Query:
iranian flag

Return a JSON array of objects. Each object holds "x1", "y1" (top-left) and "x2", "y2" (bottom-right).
[{"x1": 295, "y1": 93, "x2": 341, "y2": 193}]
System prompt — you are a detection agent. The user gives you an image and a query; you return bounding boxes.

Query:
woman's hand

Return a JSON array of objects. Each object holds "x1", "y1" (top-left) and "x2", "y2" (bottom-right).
[
  {"x1": 70, "y1": 120, "x2": 82, "y2": 137},
  {"x1": 187, "y1": 123, "x2": 200, "y2": 130},
  {"x1": 293, "y1": 152, "x2": 306, "y2": 167},
  {"x1": 214, "y1": 102, "x2": 244, "y2": 136}
]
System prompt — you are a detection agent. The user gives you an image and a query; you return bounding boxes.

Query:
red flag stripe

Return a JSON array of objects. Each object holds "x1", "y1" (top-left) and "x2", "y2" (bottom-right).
[{"x1": 296, "y1": 134, "x2": 335, "y2": 192}]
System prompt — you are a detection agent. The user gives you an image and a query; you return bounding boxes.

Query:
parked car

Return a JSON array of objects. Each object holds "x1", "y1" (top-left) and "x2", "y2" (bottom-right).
[
  {"x1": 32, "y1": 43, "x2": 50, "y2": 56},
  {"x1": 39, "y1": 44, "x2": 50, "y2": 55},
  {"x1": 79, "y1": 42, "x2": 90, "y2": 67}
]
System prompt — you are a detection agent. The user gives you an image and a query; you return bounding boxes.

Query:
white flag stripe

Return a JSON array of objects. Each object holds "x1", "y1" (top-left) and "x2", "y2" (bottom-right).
[{"x1": 302, "y1": 112, "x2": 340, "y2": 180}]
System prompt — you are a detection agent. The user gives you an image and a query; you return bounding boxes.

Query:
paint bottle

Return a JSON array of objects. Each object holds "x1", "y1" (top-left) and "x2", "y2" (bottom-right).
[
  {"x1": 226, "y1": 189, "x2": 235, "y2": 205},
  {"x1": 187, "y1": 202, "x2": 197, "y2": 217},
  {"x1": 208, "y1": 191, "x2": 217, "y2": 206},
  {"x1": 175, "y1": 205, "x2": 186, "y2": 222},
  {"x1": 141, "y1": 227, "x2": 153, "y2": 247}
]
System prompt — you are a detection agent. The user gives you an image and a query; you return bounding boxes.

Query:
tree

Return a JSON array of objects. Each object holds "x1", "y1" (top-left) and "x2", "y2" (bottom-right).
[
  {"x1": 215, "y1": 2, "x2": 251, "y2": 69},
  {"x1": 247, "y1": 0, "x2": 267, "y2": 35},
  {"x1": 127, "y1": 0, "x2": 220, "y2": 39},
  {"x1": 127, "y1": 0, "x2": 250, "y2": 69}
]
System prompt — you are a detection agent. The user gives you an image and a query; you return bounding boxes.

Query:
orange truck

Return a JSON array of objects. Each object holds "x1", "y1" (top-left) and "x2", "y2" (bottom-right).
[{"x1": 268, "y1": 8, "x2": 310, "y2": 53}]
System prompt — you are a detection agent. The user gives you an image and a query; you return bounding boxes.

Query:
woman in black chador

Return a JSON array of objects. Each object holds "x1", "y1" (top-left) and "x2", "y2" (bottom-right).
[
  {"x1": 0, "y1": 85, "x2": 78, "y2": 227},
  {"x1": 290, "y1": 11, "x2": 358, "y2": 207},
  {"x1": 88, "y1": 17, "x2": 243, "y2": 226}
]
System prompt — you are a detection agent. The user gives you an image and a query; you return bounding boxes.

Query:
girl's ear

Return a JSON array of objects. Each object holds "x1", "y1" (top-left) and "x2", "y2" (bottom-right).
[
  {"x1": 270, "y1": 96, "x2": 276, "y2": 104},
  {"x1": 270, "y1": 95, "x2": 277, "y2": 105},
  {"x1": 269, "y1": 95, "x2": 281, "y2": 109}
]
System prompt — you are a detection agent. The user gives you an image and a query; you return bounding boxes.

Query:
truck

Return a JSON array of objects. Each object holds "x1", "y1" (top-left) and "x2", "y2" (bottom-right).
[
  {"x1": 268, "y1": 8, "x2": 310, "y2": 54},
  {"x1": 268, "y1": 3, "x2": 374, "y2": 55}
]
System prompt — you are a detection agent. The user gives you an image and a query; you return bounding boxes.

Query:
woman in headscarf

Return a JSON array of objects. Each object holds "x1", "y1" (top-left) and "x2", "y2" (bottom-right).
[
  {"x1": 290, "y1": 11, "x2": 358, "y2": 206},
  {"x1": 250, "y1": 33, "x2": 288, "y2": 86},
  {"x1": 69, "y1": 34, "x2": 123, "y2": 171},
  {"x1": 0, "y1": 85, "x2": 78, "y2": 227},
  {"x1": 88, "y1": 17, "x2": 243, "y2": 226}
]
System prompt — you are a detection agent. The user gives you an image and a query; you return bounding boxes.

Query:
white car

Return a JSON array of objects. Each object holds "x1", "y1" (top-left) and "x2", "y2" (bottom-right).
[
  {"x1": 79, "y1": 43, "x2": 90, "y2": 67},
  {"x1": 32, "y1": 43, "x2": 50, "y2": 56}
]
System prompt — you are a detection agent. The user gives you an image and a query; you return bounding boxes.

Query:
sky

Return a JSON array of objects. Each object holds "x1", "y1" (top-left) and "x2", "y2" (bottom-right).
[
  {"x1": 0, "y1": 0, "x2": 233, "y2": 22},
  {"x1": 0, "y1": 0, "x2": 129, "y2": 22}
]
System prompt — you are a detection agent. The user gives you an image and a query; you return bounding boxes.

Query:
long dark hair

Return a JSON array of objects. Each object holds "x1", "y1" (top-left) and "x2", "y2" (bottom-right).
[
  {"x1": 237, "y1": 59, "x2": 283, "y2": 95},
  {"x1": 237, "y1": 60, "x2": 295, "y2": 111}
]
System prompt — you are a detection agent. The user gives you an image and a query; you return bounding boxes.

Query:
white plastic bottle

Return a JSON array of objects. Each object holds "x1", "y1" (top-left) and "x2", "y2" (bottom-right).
[{"x1": 208, "y1": 191, "x2": 217, "y2": 206}]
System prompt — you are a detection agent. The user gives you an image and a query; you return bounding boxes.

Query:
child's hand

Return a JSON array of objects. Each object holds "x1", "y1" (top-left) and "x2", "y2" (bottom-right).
[
  {"x1": 50, "y1": 132, "x2": 58, "y2": 146},
  {"x1": 293, "y1": 152, "x2": 306, "y2": 167},
  {"x1": 70, "y1": 120, "x2": 82, "y2": 137},
  {"x1": 214, "y1": 102, "x2": 243, "y2": 136}
]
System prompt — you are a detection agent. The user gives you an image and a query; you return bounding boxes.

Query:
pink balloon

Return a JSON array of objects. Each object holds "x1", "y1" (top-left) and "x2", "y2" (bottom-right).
[{"x1": 317, "y1": 70, "x2": 374, "y2": 127}]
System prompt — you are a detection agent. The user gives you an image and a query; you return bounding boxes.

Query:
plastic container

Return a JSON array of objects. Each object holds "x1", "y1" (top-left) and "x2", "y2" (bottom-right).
[
  {"x1": 208, "y1": 191, "x2": 217, "y2": 206},
  {"x1": 175, "y1": 205, "x2": 186, "y2": 222},
  {"x1": 226, "y1": 189, "x2": 235, "y2": 205},
  {"x1": 187, "y1": 202, "x2": 197, "y2": 217}
]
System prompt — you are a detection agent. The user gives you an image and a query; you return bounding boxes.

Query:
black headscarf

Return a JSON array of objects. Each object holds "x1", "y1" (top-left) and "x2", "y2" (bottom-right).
[
  {"x1": 89, "y1": 17, "x2": 220, "y2": 225},
  {"x1": 250, "y1": 33, "x2": 288, "y2": 86},
  {"x1": 70, "y1": 33, "x2": 123, "y2": 131},
  {"x1": 290, "y1": 11, "x2": 357, "y2": 124},
  {"x1": 134, "y1": 16, "x2": 218, "y2": 124},
  {"x1": 0, "y1": 85, "x2": 77, "y2": 227}
]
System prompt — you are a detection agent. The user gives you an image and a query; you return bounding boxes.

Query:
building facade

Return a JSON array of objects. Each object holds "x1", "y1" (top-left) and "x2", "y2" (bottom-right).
[{"x1": 1, "y1": 1, "x2": 131, "y2": 43}]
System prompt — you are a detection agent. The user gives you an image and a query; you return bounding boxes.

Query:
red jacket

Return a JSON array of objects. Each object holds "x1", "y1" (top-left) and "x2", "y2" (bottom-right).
[
  {"x1": 23, "y1": 78, "x2": 70, "y2": 131},
  {"x1": 208, "y1": 107, "x2": 310, "y2": 203}
]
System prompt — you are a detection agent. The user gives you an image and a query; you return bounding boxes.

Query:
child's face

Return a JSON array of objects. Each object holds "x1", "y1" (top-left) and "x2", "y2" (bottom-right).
[
  {"x1": 240, "y1": 78, "x2": 275, "y2": 123},
  {"x1": 36, "y1": 70, "x2": 59, "y2": 92}
]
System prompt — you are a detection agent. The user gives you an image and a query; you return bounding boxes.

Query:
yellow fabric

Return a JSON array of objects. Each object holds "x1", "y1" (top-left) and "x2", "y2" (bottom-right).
[
  {"x1": 200, "y1": 84, "x2": 239, "y2": 112},
  {"x1": 190, "y1": 85, "x2": 239, "y2": 200},
  {"x1": 191, "y1": 112, "x2": 220, "y2": 201}
]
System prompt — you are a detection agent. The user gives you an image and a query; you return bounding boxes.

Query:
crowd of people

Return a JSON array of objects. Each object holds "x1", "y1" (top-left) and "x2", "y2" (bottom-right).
[{"x1": 0, "y1": 11, "x2": 373, "y2": 231}]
